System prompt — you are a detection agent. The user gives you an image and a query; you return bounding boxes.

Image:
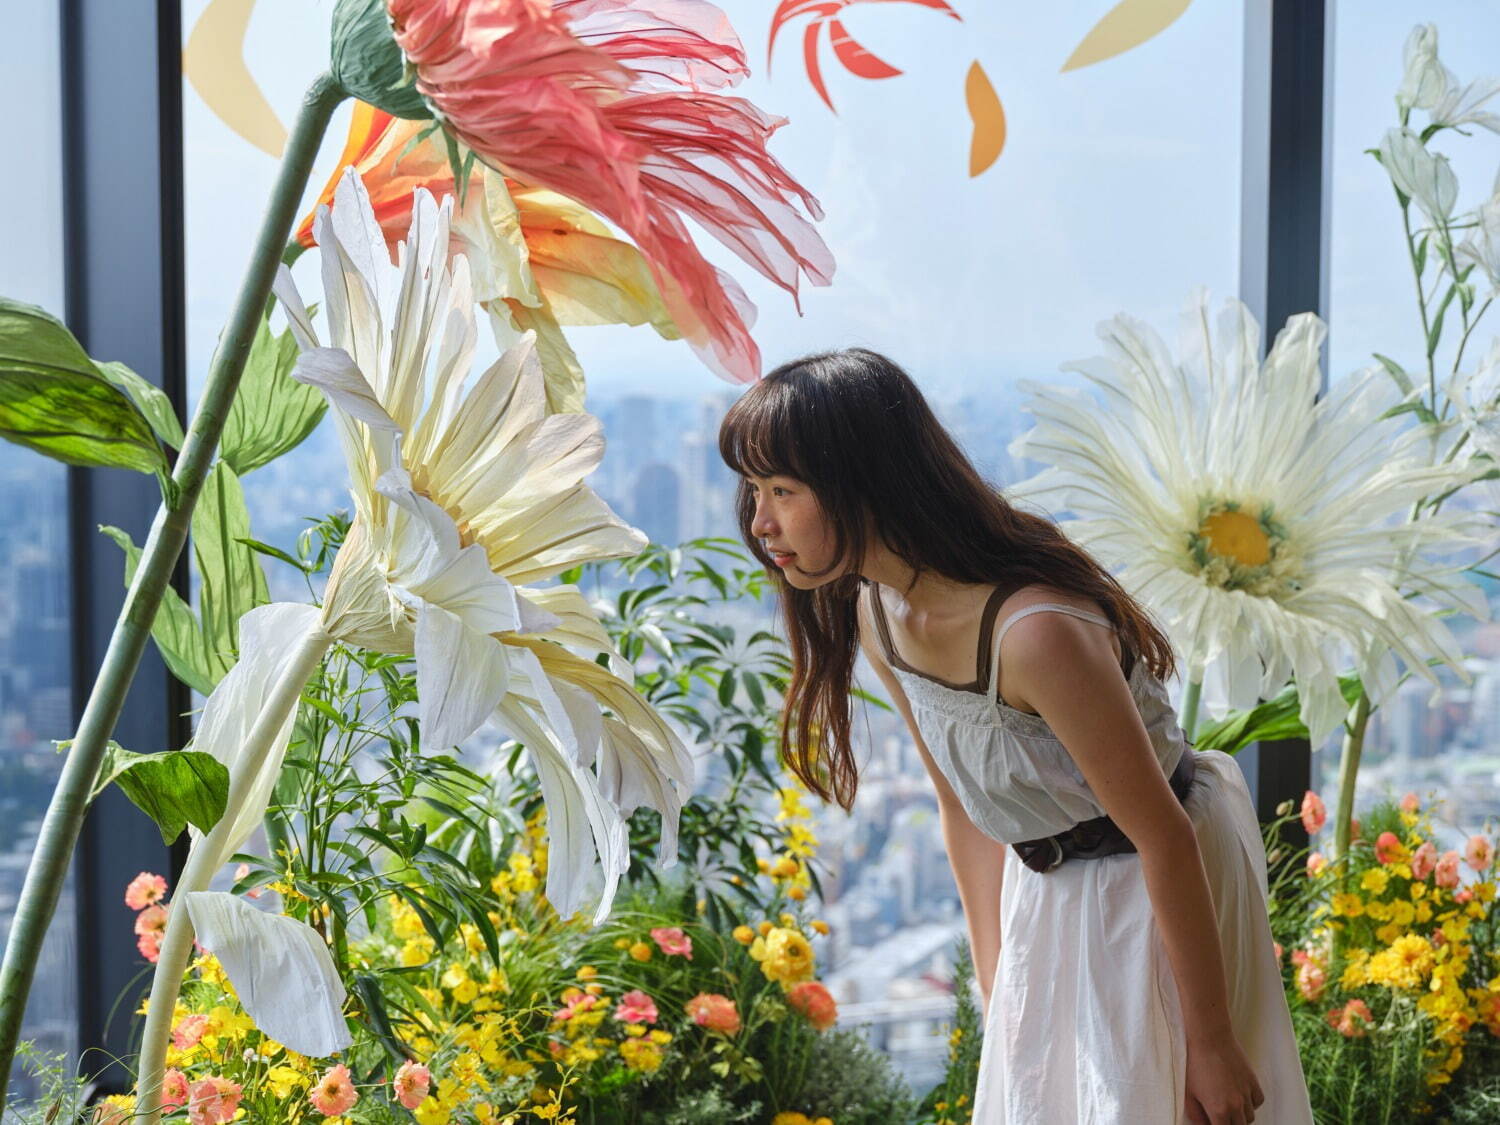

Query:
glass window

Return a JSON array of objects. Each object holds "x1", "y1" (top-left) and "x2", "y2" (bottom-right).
[
  {"x1": 0, "y1": 0, "x2": 76, "y2": 1097},
  {"x1": 1324, "y1": 4, "x2": 1500, "y2": 841}
]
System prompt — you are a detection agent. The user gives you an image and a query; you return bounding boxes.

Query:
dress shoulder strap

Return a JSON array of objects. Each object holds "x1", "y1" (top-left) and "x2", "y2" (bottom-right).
[{"x1": 984, "y1": 603, "x2": 1116, "y2": 698}]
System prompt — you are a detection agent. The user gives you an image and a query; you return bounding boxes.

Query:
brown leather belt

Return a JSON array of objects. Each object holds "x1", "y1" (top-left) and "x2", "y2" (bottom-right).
[{"x1": 1012, "y1": 749, "x2": 1198, "y2": 874}]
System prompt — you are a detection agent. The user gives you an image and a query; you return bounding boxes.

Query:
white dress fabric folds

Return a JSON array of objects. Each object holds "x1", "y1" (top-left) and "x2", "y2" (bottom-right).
[{"x1": 872, "y1": 594, "x2": 1312, "y2": 1124}]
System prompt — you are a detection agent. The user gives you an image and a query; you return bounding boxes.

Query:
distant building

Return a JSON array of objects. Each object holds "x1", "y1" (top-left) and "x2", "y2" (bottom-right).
[{"x1": 631, "y1": 462, "x2": 680, "y2": 547}]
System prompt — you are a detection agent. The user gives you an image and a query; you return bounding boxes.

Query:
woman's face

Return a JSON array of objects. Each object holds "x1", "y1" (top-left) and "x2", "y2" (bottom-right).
[{"x1": 746, "y1": 474, "x2": 845, "y2": 588}]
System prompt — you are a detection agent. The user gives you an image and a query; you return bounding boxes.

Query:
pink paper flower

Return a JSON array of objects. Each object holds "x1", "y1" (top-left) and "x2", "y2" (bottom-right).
[
  {"x1": 1400, "y1": 791, "x2": 1421, "y2": 814},
  {"x1": 1464, "y1": 834, "x2": 1494, "y2": 872},
  {"x1": 384, "y1": 0, "x2": 833, "y2": 383},
  {"x1": 1411, "y1": 840, "x2": 1438, "y2": 881},
  {"x1": 124, "y1": 871, "x2": 167, "y2": 911},
  {"x1": 309, "y1": 1063, "x2": 359, "y2": 1117},
  {"x1": 685, "y1": 991, "x2": 740, "y2": 1034},
  {"x1": 786, "y1": 979, "x2": 838, "y2": 1031},
  {"x1": 161, "y1": 1068, "x2": 190, "y2": 1111},
  {"x1": 393, "y1": 1059, "x2": 431, "y2": 1110},
  {"x1": 187, "y1": 1075, "x2": 242, "y2": 1125},
  {"x1": 1435, "y1": 849, "x2": 1462, "y2": 889},
  {"x1": 1295, "y1": 960, "x2": 1326, "y2": 1002},
  {"x1": 1375, "y1": 831, "x2": 1404, "y2": 866},
  {"x1": 1300, "y1": 790, "x2": 1326, "y2": 835},
  {"x1": 614, "y1": 989, "x2": 660, "y2": 1025},
  {"x1": 1306, "y1": 851, "x2": 1327, "y2": 877},
  {"x1": 650, "y1": 925, "x2": 693, "y2": 958}
]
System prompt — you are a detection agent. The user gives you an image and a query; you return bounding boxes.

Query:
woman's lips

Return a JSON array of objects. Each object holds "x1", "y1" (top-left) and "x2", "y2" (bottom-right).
[{"x1": 770, "y1": 551, "x2": 796, "y2": 568}]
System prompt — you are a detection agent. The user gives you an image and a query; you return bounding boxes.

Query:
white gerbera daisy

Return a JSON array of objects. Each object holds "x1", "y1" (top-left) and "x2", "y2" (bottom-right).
[{"x1": 1008, "y1": 289, "x2": 1488, "y2": 747}]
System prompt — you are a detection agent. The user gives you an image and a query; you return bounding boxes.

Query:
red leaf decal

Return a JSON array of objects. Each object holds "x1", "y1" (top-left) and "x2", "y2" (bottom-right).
[
  {"x1": 803, "y1": 20, "x2": 837, "y2": 111},
  {"x1": 828, "y1": 18, "x2": 903, "y2": 79}
]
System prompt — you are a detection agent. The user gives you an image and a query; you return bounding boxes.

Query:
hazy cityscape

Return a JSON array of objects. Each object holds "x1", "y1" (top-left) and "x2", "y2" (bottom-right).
[{"x1": 4, "y1": 381, "x2": 1500, "y2": 1095}]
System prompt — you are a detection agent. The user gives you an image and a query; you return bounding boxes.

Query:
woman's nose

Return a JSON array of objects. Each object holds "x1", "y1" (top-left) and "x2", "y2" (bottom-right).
[{"x1": 750, "y1": 502, "x2": 776, "y2": 538}]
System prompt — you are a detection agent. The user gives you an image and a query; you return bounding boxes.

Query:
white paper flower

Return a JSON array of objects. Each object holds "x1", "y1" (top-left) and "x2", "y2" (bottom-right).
[
  {"x1": 183, "y1": 892, "x2": 351, "y2": 1058},
  {"x1": 1448, "y1": 339, "x2": 1500, "y2": 462},
  {"x1": 1393, "y1": 24, "x2": 1500, "y2": 134},
  {"x1": 274, "y1": 169, "x2": 693, "y2": 918},
  {"x1": 1009, "y1": 289, "x2": 1489, "y2": 747},
  {"x1": 1379, "y1": 127, "x2": 1459, "y2": 223},
  {"x1": 1458, "y1": 191, "x2": 1500, "y2": 292}
]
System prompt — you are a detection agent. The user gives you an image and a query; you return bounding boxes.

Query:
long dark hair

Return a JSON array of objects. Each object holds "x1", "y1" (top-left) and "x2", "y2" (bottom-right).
[{"x1": 718, "y1": 347, "x2": 1177, "y2": 811}]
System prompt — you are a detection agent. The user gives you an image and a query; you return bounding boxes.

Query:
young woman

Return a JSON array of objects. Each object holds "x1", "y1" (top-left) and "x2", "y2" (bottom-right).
[{"x1": 718, "y1": 350, "x2": 1312, "y2": 1124}]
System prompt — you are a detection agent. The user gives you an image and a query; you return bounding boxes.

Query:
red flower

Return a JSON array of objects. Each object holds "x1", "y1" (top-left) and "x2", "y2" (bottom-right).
[
  {"x1": 786, "y1": 979, "x2": 838, "y2": 1030},
  {"x1": 685, "y1": 991, "x2": 740, "y2": 1034},
  {"x1": 384, "y1": 0, "x2": 832, "y2": 382},
  {"x1": 1299, "y1": 790, "x2": 1326, "y2": 836},
  {"x1": 1374, "y1": 831, "x2": 1405, "y2": 866}
]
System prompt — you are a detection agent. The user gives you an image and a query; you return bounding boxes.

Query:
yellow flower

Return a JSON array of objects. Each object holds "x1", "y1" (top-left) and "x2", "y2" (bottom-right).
[
  {"x1": 1331, "y1": 893, "x2": 1364, "y2": 918},
  {"x1": 1367, "y1": 934, "x2": 1436, "y2": 990},
  {"x1": 619, "y1": 1036, "x2": 663, "y2": 1072},
  {"x1": 266, "y1": 1064, "x2": 307, "y2": 1098},
  {"x1": 811, "y1": 920, "x2": 830, "y2": 936},
  {"x1": 1361, "y1": 869, "x2": 1390, "y2": 896},
  {"x1": 749, "y1": 927, "x2": 816, "y2": 985},
  {"x1": 732, "y1": 925, "x2": 755, "y2": 945},
  {"x1": 628, "y1": 941, "x2": 653, "y2": 962}
]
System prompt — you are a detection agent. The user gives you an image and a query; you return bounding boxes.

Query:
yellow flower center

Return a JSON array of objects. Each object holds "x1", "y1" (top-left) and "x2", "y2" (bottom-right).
[{"x1": 1197, "y1": 509, "x2": 1271, "y2": 567}]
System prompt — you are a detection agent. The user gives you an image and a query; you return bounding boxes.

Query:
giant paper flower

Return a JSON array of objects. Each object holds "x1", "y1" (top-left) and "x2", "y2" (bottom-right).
[
  {"x1": 1395, "y1": 23, "x2": 1500, "y2": 134},
  {"x1": 295, "y1": 103, "x2": 686, "y2": 413},
  {"x1": 1008, "y1": 289, "x2": 1489, "y2": 747},
  {"x1": 358, "y1": 0, "x2": 833, "y2": 382}
]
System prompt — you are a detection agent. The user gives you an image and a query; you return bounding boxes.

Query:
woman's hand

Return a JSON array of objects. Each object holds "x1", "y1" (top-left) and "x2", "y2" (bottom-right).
[{"x1": 1185, "y1": 1033, "x2": 1265, "y2": 1125}]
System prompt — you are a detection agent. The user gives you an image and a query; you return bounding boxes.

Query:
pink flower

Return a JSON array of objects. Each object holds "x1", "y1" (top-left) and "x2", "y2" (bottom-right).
[
  {"x1": 171, "y1": 1013, "x2": 210, "y2": 1051},
  {"x1": 552, "y1": 989, "x2": 600, "y2": 1022},
  {"x1": 385, "y1": 0, "x2": 833, "y2": 383},
  {"x1": 187, "y1": 1076, "x2": 242, "y2": 1125},
  {"x1": 1375, "y1": 831, "x2": 1405, "y2": 866},
  {"x1": 162, "y1": 1068, "x2": 190, "y2": 1111},
  {"x1": 137, "y1": 931, "x2": 162, "y2": 963},
  {"x1": 124, "y1": 871, "x2": 167, "y2": 911},
  {"x1": 1306, "y1": 852, "x2": 1327, "y2": 877},
  {"x1": 393, "y1": 1059, "x2": 431, "y2": 1110},
  {"x1": 650, "y1": 926, "x2": 693, "y2": 958},
  {"x1": 1411, "y1": 841, "x2": 1438, "y2": 881},
  {"x1": 232, "y1": 862, "x2": 261, "y2": 900},
  {"x1": 1290, "y1": 948, "x2": 1311, "y2": 968},
  {"x1": 1400, "y1": 791, "x2": 1421, "y2": 814},
  {"x1": 1464, "y1": 834, "x2": 1494, "y2": 872},
  {"x1": 614, "y1": 989, "x2": 660, "y2": 1025},
  {"x1": 685, "y1": 991, "x2": 740, "y2": 1034},
  {"x1": 1435, "y1": 850, "x2": 1462, "y2": 889},
  {"x1": 786, "y1": 980, "x2": 838, "y2": 1031},
  {"x1": 1456, "y1": 887, "x2": 1474, "y2": 904},
  {"x1": 1295, "y1": 960, "x2": 1326, "y2": 1002},
  {"x1": 309, "y1": 1063, "x2": 359, "y2": 1117},
  {"x1": 1326, "y1": 998, "x2": 1373, "y2": 1038},
  {"x1": 1272, "y1": 941, "x2": 1284, "y2": 965},
  {"x1": 1300, "y1": 790, "x2": 1326, "y2": 835},
  {"x1": 135, "y1": 903, "x2": 168, "y2": 963}
]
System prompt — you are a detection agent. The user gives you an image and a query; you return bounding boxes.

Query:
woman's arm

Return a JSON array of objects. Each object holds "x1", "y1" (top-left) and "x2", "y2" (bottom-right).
[
  {"x1": 1001, "y1": 613, "x2": 1264, "y2": 1124},
  {"x1": 855, "y1": 589, "x2": 1006, "y2": 1016}
]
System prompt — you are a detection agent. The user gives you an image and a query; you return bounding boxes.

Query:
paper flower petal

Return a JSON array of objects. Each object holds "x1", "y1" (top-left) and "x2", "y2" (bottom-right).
[
  {"x1": 183, "y1": 892, "x2": 351, "y2": 1058},
  {"x1": 414, "y1": 602, "x2": 511, "y2": 750}
]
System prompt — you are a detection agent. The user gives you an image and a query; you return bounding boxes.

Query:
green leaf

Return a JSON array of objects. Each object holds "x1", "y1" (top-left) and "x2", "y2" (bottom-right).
[
  {"x1": 220, "y1": 313, "x2": 326, "y2": 475},
  {"x1": 1372, "y1": 353, "x2": 1414, "y2": 396},
  {"x1": 96, "y1": 360, "x2": 185, "y2": 449},
  {"x1": 101, "y1": 461, "x2": 269, "y2": 694},
  {"x1": 0, "y1": 298, "x2": 168, "y2": 474},
  {"x1": 91, "y1": 742, "x2": 230, "y2": 844},
  {"x1": 1193, "y1": 673, "x2": 1364, "y2": 754}
]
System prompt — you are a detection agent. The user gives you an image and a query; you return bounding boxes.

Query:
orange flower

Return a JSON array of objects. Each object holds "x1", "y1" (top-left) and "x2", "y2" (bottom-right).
[
  {"x1": 1375, "y1": 831, "x2": 1406, "y2": 866},
  {"x1": 685, "y1": 991, "x2": 740, "y2": 1034},
  {"x1": 1300, "y1": 790, "x2": 1326, "y2": 836},
  {"x1": 786, "y1": 979, "x2": 838, "y2": 1030},
  {"x1": 309, "y1": 1063, "x2": 359, "y2": 1117},
  {"x1": 382, "y1": 0, "x2": 832, "y2": 383},
  {"x1": 124, "y1": 871, "x2": 167, "y2": 911}
]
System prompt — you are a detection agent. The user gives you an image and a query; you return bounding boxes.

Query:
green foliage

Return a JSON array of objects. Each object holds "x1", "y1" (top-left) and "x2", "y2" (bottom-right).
[
  {"x1": 0, "y1": 297, "x2": 169, "y2": 477},
  {"x1": 1194, "y1": 672, "x2": 1364, "y2": 755},
  {"x1": 4, "y1": 1041, "x2": 92, "y2": 1124},
  {"x1": 97, "y1": 359, "x2": 184, "y2": 448},
  {"x1": 102, "y1": 459, "x2": 269, "y2": 694},
  {"x1": 796, "y1": 1029, "x2": 918, "y2": 1125},
  {"x1": 219, "y1": 311, "x2": 325, "y2": 475},
  {"x1": 915, "y1": 939, "x2": 984, "y2": 1125},
  {"x1": 90, "y1": 741, "x2": 230, "y2": 844}
]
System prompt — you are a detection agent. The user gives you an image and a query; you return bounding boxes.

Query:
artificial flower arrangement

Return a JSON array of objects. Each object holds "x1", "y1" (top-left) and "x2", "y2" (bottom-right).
[{"x1": 1264, "y1": 790, "x2": 1500, "y2": 1122}]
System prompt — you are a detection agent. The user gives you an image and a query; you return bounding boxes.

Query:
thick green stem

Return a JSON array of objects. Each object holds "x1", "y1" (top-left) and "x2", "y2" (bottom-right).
[
  {"x1": 1180, "y1": 678, "x2": 1203, "y2": 744},
  {"x1": 1333, "y1": 692, "x2": 1373, "y2": 864},
  {"x1": 0, "y1": 73, "x2": 346, "y2": 1108},
  {"x1": 135, "y1": 625, "x2": 332, "y2": 1122}
]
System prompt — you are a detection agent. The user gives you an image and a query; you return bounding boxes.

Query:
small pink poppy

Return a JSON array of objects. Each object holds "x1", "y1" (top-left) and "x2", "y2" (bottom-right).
[
  {"x1": 137, "y1": 931, "x2": 162, "y2": 964},
  {"x1": 124, "y1": 871, "x2": 167, "y2": 911},
  {"x1": 187, "y1": 1075, "x2": 242, "y2": 1125},
  {"x1": 1456, "y1": 887, "x2": 1474, "y2": 904},
  {"x1": 1374, "y1": 831, "x2": 1404, "y2": 866},
  {"x1": 1328, "y1": 998, "x2": 1373, "y2": 1038},
  {"x1": 1411, "y1": 841, "x2": 1438, "y2": 881},
  {"x1": 1300, "y1": 791, "x2": 1326, "y2": 836},
  {"x1": 1435, "y1": 850, "x2": 1462, "y2": 889},
  {"x1": 134, "y1": 903, "x2": 168, "y2": 939},
  {"x1": 309, "y1": 1062, "x2": 359, "y2": 1116},
  {"x1": 1464, "y1": 834, "x2": 1494, "y2": 873},
  {"x1": 1296, "y1": 960, "x2": 1326, "y2": 1002},
  {"x1": 1306, "y1": 852, "x2": 1327, "y2": 877},
  {"x1": 393, "y1": 1059, "x2": 431, "y2": 1110},
  {"x1": 650, "y1": 926, "x2": 693, "y2": 959},
  {"x1": 614, "y1": 989, "x2": 660, "y2": 1025},
  {"x1": 1400, "y1": 791, "x2": 1421, "y2": 814},
  {"x1": 161, "y1": 1068, "x2": 190, "y2": 1111},
  {"x1": 232, "y1": 862, "x2": 262, "y2": 900},
  {"x1": 1290, "y1": 948, "x2": 1311, "y2": 968},
  {"x1": 172, "y1": 1013, "x2": 209, "y2": 1051}
]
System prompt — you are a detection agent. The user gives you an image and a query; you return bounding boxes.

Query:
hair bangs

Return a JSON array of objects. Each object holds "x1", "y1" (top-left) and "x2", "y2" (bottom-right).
[{"x1": 718, "y1": 380, "x2": 813, "y2": 484}]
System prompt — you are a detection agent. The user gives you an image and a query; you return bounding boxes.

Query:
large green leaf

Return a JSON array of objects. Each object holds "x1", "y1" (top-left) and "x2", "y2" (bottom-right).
[
  {"x1": 89, "y1": 741, "x2": 230, "y2": 844},
  {"x1": 0, "y1": 298, "x2": 168, "y2": 474},
  {"x1": 1194, "y1": 673, "x2": 1364, "y2": 754},
  {"x1": 102, "y1": 460, "x2": 269, "y2": 694},
  {"x1": 97, "y1": 359, "x2": 185, "y2": 449},
  {"x1": 220, "y1": 314, "x2": 326, "y2": 475}
]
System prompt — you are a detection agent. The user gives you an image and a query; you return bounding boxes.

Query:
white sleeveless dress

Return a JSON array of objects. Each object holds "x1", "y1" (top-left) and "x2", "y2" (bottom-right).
[{"x1": 870, "y1": 591, "x2": 1312, "y2": 1124}]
